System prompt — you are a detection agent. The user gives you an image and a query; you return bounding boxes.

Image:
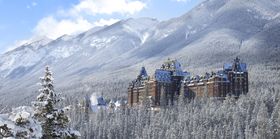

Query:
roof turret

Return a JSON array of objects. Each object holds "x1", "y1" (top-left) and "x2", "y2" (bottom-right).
[{"x1": 138, "y1": 66, "x2": 148, "y2": 79}]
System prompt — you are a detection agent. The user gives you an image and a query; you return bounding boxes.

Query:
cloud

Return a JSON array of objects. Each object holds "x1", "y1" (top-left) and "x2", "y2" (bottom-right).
[
  {"x1": 33, "y1": 16, "x2": 93, "y2": 39},
  {"x1": 175, "y1": 0, "x2": 190, "y2": 2},
  {"x1": 26, "y1": 0, "x2": 146, "y2": 42},
  {"x1": 31, "y1": 2, "x2": 37, "y2": 6},
  {"x1": 93, "y1": 18, "x2": 120, "y2": 26},
  {"x1": 27, "y1": 1, "x2": 37, "y2": 9},
  {"x1": 71, "y1": 0, "x2": 146, "y2": 16},
  {"x1": 33, "y1": 17, "x2": 120, "y2": 39}
]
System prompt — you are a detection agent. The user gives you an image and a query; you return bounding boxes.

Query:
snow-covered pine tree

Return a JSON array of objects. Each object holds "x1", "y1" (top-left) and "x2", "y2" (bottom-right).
[
  {"x1": 32, "y1": 66, "x2": 80, "y2": 139},
  {"x1": 178, "y1": 81, "x2": 185, "y2": 107},
  {"x1": 256, "y1": 102, "x2": 269, "y2": 139},
  {"x1": 160, "y1": 86, "x2": 167, "y2": 108},
  {"x1": 269, "y1": 100, "x2": 280, "y2": 138},
  {"x1": 0, "y1": 106, "x2": 42, "y2": 138}
]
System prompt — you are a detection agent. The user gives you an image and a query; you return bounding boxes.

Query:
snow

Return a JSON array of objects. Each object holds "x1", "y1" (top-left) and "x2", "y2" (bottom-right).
[
  {"x1": 90, "y1": 36, "x2": 117, "y2": 49},
  {"x1": 57, "y1": 34, "x2": 73, "y2": 41},
  {"x1": 70, "y1": 130, "x2": 81, "y2": 137},
  {"x1": 89, "y1": 93, "x2": 107, "y2": 112},
  {"x1": 50, "y1": 45, "x2": 79, "y2": 59},
  {"x1": 63, "y1": 105, "x2": 71, "y2": 111},
  {"x1": 87, "y1": 92, "x2": 127, "y2": 111},
  {"x1": 90, "y1": 93, "x2": 98, "y2": 106},
  {"x1": 0, "y1": 0, "x2": 280, "y2": 100},
  {"x1": 46, "y1": 114, "x2": 54, "y2": 119},
  {"x1": 115, "y1": 101, "x2": 121, "y2": 107},
  {"x1": 0, "y1": 114, "x2": 8, "y2": 126},
  {"x1": 185, "y1": 32, "x2": 190, "y2": 40},
  {"x1": 0, "y1": 106, "x2": 42, "y2": 138},
  {"x1": 9, "y1": 106, "x2": 33, "y2": 122},
  {"x1": 13, "y1": 111, "x2": 29, "y2": 121},
  {"x1": 141, "y1": 32, "x2": 149, "y2": 44}
]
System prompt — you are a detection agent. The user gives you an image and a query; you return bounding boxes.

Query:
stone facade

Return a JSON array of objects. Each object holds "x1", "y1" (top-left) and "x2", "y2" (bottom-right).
[
  {"x1": 128, "y1": 57, "x2": 249, "y2": 107},
  {"x1": 128, "y1": 59, "x2": 187, "y2": 107}
]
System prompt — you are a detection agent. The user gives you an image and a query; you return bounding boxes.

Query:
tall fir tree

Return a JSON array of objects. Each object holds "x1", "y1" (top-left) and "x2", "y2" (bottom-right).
[
  {"x1": 160, "y1": 86, "x2": 167, "y2": 108},
  {"x1": 32, "y1": 66, "x2": 80, "y2": 139},
  {"x1": 256, "y1": 102, "x2": 269, "y2": 139},
  {"x1": 269, "y1": 100, "x2": 280, "y2": 138},
  {"x1": 178, "y1": 81, "x2": 185, "y2": 107}
]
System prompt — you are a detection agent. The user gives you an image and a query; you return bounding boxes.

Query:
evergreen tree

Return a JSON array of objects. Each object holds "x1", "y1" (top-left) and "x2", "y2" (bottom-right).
[
  {"x1": 256, "y1": 102, "x2": 269, "y2": 139},
  {"x1": 0, "y1": 106, "x2": 43, "y2": 138},
  {"x1": 178, "y1": 81, "x2": 185, "y2": 107},
  {"x1": 269, "y1": 100, "x2": 280, "y2": 139},
  {"x1": 32, "y1": 66, "x2": 80, "y2": 139},
  {"x1": 160, "y1": 86, "x2": 167, "y2": 108}
]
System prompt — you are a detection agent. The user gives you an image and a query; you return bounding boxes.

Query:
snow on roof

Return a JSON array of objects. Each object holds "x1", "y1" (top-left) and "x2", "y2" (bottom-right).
[
  {"x1": 173, "y1": 70, "x2": 186, "y2": 77},
  {"x1": 185, "y1": 71, "x2": 229, "y2": 83},
  {"x1": 90, "y1": 93, "x2": 106, "y2": 106},
  {"x1": 115, "y1": 101, "x2": 121, "y2": 107},
  {"x1": 161, "y1": 59, "x2": 182, "y2": 71},
  {"x1": 89, "y1": 93, "x2": 107, "y2": 112},
  {"x1": 160, "y1": 59, "x2": 186, "y2": 77},
  {"x1": 90, "y1": 94, "x2": 98, "y2": 106}
]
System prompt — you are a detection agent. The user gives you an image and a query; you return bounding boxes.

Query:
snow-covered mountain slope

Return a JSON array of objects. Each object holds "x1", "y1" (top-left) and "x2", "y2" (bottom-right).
[
  {"x1": 127, "y1": 0, "x2": 280, "y2": 62},
  {"x1": 0, "y1": 18, "x2": 159, "y2": 93},
  {"x1": 0, "y1": 0, "x2": 280, "y2": 98}
]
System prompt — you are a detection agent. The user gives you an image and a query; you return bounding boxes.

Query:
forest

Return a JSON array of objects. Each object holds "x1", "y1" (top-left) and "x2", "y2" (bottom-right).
[
  {"x1": 1, "y1": 64, "x2": 280, "y2": 139},
  {"x1": 69, "y1": 69, "x2": 280, "y2": 139}
]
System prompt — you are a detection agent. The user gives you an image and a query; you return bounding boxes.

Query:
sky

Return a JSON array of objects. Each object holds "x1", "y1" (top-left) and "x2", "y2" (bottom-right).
[{"x1": 0, "y1": 0, "x2": 202, "y2": 53}]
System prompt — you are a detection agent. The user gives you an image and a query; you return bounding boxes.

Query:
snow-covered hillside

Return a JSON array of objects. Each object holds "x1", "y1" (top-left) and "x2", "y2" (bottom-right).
[{"x1": 0, "y1": 0, "x2": 280, "y2": 100}]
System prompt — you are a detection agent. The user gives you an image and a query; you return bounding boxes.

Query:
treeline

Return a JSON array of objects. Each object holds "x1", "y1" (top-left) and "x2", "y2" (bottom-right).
[
  {"x1": 1, "y1": 65, "x2": 280, "y2": 139},
  {"x1": 0, "y1": 67, "x2": 80, "y2": 138},
  {"x1": 65, "y1": 66, "x2": 280, "y2": 139}
]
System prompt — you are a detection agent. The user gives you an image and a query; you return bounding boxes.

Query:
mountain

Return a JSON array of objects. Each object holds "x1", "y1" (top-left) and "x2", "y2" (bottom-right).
[
  {"x1": 128, "y1": 0, "x2": 280, "y2": 65},
  {"x1": 0, "y1": 0, "x2": 280, "y2": 103},
  {"x1": 0, "y1": 17, "x2": 159, "y2": 95}
]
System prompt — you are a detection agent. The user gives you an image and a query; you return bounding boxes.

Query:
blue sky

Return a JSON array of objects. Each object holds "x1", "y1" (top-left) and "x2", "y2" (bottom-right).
[{"x1": 0, "y1": 0, "x2": 202, "y2": 53}]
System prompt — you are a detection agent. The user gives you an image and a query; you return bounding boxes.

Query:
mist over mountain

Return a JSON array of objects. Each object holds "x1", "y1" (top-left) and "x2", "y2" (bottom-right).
[{"x1": 0, "y1": 0, "x2": 279, "y2": 103}]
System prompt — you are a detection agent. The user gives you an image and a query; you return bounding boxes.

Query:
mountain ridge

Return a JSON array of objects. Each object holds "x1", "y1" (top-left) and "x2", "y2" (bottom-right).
[{"x1": 0, "y1": 0, "x2": 280, "y2": 101}]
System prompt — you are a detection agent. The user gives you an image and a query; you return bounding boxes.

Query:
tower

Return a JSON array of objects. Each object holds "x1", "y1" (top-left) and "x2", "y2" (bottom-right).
[{"x1": 225, "y1": 57, "x2": 248, "y2": 96}]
